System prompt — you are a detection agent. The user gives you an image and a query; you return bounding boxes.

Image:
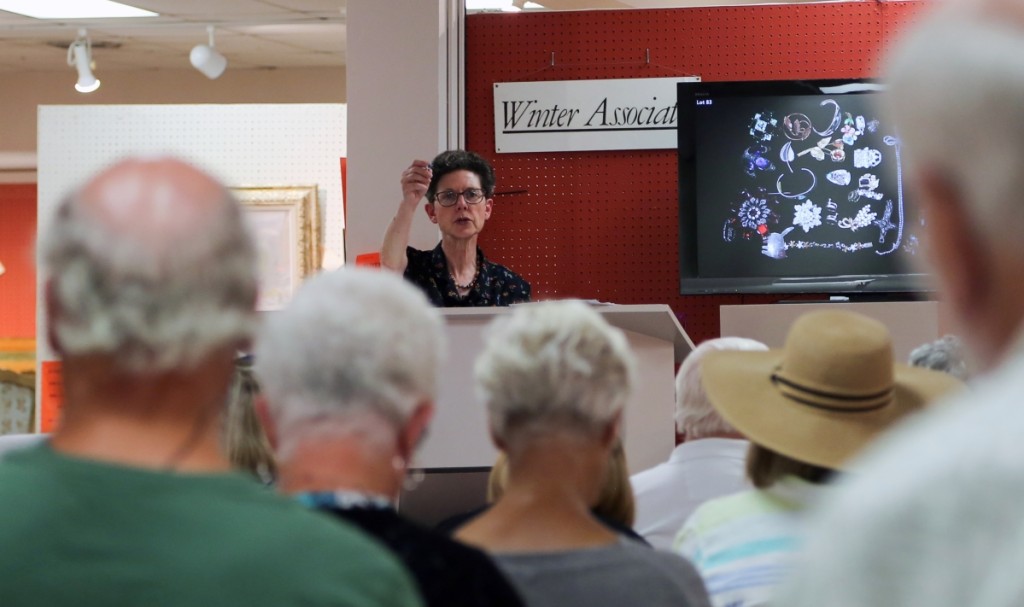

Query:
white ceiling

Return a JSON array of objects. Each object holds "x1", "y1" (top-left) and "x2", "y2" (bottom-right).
[
  {"x1": 0, "y1": 0, "x2": 817, "y2": 73},
  {"x1": 0, "y1": 0, "x2": 348, "y2": 72}
]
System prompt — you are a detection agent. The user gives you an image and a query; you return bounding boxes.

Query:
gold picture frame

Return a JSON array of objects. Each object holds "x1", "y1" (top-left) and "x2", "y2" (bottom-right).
[
  {"x1": 0, "y1": 338, "x2": 34, "y2": 376},
  {"x1": 231, "y1": 186, "x2": 321, "y2": 312}
]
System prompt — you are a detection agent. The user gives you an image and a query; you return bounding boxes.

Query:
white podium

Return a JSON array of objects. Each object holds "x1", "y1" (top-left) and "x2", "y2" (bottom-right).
[{"x1": 418, "y1": 304, "x2": 694, "y2": 474}]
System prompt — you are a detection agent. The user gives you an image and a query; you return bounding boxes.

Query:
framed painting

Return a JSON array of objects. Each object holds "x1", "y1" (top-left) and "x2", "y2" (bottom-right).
[
  {"x1": 231, "y1": 186, "x2": 321, "y2": 311},
  {"x1": 0, "y1": 338, "x2": 35, "y2": 433},
  {"x1": 0, "y1": 338, "x2": 34, "y2": 375}
]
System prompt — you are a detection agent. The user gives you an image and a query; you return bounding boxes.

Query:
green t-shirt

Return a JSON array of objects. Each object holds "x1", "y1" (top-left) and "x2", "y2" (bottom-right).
[{"x1": 0, "y1": 443, "x2": 423, "y2": 607}]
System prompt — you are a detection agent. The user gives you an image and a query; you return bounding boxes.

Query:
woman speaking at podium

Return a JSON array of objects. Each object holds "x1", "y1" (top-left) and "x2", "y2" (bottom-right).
[{"x1": 381, "y1": 150, "x2": 531, "y2": 307}]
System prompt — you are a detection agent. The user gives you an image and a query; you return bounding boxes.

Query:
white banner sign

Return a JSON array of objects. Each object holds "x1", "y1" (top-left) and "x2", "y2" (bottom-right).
[{"x1": 493, "y1": 77, "x2": 700, "y2": 154}]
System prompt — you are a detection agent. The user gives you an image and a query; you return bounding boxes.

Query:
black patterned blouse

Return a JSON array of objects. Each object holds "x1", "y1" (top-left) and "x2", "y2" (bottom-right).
[{"x1": 404, "y1": 243, "x2": 531, "y2": 307}]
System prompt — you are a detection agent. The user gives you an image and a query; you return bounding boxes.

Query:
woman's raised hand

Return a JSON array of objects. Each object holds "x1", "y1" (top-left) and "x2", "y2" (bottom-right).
[{"x1": 401, "y1": 160, "x2": 433, "y2": 207}]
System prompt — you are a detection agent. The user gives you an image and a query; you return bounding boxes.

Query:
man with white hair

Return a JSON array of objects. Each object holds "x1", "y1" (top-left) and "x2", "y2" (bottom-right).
[
  {"x1": 0, "y1": 158, "x2": 422, "y2": 607},
  {"x1": 777, "y1": 1, "x2": 1024, "y2": 605},
  {"x1": 255, "y1": 268, "x2": 523, "y2": 607},
  {"x1": 630, "y1": 337, "x2": 767, "y2": 550}
]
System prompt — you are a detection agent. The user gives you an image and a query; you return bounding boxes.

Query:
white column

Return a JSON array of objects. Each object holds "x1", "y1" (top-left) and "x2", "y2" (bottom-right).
[{"x1": 345, "y1": 0, "x2": 463, "y2": 258}]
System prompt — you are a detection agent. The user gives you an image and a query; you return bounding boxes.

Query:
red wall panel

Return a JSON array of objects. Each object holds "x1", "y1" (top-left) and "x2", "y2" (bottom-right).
[
  {"x1": 466, "y1": 2, "x2": 926, "y2": 344},
  {"x1": 0, "y1": 183, "x2": 37, "y2": 338}
]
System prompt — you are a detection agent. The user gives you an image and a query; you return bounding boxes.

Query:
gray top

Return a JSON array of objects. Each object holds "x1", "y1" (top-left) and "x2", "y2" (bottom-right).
[{"x1": 493, "y1": 537, "x2": 711, "y2": 607}]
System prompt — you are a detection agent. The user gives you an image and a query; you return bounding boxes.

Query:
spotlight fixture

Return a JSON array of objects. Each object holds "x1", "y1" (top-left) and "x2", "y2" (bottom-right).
[
  {"x1": 67, "y1": 29, "x2": 100, "y2": 93},
  {"x1": 190, "y1": 26, "x2": 227, "y2": 80}
]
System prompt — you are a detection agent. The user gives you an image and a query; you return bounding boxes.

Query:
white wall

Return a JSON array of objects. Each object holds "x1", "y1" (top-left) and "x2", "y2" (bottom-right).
[
  {"x1": 0, "y1": 67, "x2": 346, "y2": 158},
  {"x1": 346, "y1": 0, "x2": 459, "y2": 258},
  {"x1": 0, "y1": 152, "x2": 36, "y2": 184},
  {"x1": 36, "y1": 103, "x2": 347, "y2": 362},
  {"x1": 720, "y1": 301, "x2": 949, "y2": 363}
]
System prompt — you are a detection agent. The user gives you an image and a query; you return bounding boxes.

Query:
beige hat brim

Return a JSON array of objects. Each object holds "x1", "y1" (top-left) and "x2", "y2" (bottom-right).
[{"x1": 701, "y1": 350, "x2": 964, "y2": 470}]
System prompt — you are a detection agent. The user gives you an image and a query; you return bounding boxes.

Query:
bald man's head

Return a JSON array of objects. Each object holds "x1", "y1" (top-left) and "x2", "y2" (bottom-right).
[
  {"x1": 76, "y1": 158, "x2": 229, "y2": 256},
  {"x1": 42, "y1": 157, "x2": 259, "y2": 373}
]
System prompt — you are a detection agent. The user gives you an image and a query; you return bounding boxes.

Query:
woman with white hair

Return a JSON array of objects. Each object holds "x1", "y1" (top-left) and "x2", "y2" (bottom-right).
[{"x1": 456, "y1": 300, "x2": 711, "y2": 607}]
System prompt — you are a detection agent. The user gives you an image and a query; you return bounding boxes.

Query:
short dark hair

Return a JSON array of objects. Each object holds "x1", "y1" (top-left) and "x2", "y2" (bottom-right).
[
  {"x1": 426, "y1": 150, "x2": 496, "y2": 202},
  {"x1": 745, "y1": 443, "x2": 834, "y2": 489}
]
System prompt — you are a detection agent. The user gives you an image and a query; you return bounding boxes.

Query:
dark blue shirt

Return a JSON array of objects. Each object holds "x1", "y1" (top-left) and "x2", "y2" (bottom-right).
[
  {"x1": 404, "y1": 243, "x2": 531, "y2": 307},
  {"x1": 298, "y1": 492, "x2": 524, "y2": 607}
]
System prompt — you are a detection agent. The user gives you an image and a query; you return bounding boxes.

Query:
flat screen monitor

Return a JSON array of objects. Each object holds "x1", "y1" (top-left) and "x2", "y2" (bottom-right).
[{"x1": 677, "y1": 79, "x2": 929, "y2": 295}]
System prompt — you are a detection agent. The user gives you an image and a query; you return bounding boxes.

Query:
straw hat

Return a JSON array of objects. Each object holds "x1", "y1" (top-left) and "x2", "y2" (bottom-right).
[{"x1": 700, "y1": 310, "x2": 964, "y2": 470}]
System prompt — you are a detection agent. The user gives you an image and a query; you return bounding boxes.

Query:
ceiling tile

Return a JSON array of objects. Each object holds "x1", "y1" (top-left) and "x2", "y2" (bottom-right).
[
  {"x1": 0, "y1": 0, "x2": 800, "y2": 73},
  {"x1": 0, "y1": 0, "x2": 346, "y2": 71},
  {"x1": 130, "y1": 0, "x2": 295, "y2": 18},
  {"x1": 0, "y1": 11, "x2": 38, "y2": 25},
  {"x1": 259, "y1": 0, "x2": 347, "y2": 12}
]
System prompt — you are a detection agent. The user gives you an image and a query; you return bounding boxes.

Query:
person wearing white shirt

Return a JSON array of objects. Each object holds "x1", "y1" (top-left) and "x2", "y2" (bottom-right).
[
  {"x1": 775, "y1": 2, "x2": 1024, "y2": 606},
  {"x1": 630, "y1": 337, "x2": 767, "y2": 551}
]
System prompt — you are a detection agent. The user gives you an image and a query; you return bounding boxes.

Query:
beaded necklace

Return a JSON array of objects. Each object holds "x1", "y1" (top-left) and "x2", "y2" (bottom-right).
[{"x1": 451, "y1": 264, "x2": 480, "y2": 291}]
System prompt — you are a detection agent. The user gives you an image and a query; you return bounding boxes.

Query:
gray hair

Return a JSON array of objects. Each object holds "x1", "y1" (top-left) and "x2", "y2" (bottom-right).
[
  {"x1": 40, "y1": 175, "x2": 258, "y2": 373},
  {"x1": 675, "y1": 337, "x2": 769, "y2": 438},
  {"x1": 255, "y1": 268, "x2": 446, "y2": 443},
  {"x1": 908, "y1": 335, "x2": 970, "y2": 381},
  {"x1": 884, "y1": 5, "x2": 1024, "y2": 247},
  {"x1": 474, "y1": 300, "x2": 635, "y2": 442}
]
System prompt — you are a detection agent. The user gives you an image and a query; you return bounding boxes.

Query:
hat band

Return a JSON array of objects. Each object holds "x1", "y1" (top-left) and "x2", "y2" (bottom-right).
[{"x1": 771, "y1": 371, "x2": 893, "y2": 412}]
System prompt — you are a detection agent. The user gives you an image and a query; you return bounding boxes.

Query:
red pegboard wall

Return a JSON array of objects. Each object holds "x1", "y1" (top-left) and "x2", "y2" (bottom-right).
[
  {"x1": 466, "y1": 2, "x2": 926, "y2": 345},
  {"x1": 0, "y1": 183, "x2": 37, "y2": 338}
]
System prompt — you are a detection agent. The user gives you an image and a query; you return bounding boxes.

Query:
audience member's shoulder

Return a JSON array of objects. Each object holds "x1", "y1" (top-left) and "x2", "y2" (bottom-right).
[
  {"x1": 335, "y1": 507, "x2": 521, "y2": 607},
  {"x1": 777, "y1": 370, "x2": 1019, "y2": 607},
  {"x1": 416, "y1": 525, "x2": 526, "y2": 600},
  {"x1": 851, "y1": 362, "x2": 1017, "y2": 486},
  {"x1": 0, "y1": 442, "x2": 60, "y2": 486},
  {"x1": 0, "y1": 440, "x2": 44, "y2": 463},
  {"x1": 619, "y1": 540, "x2": 711, "y2": 606},
  {"x1": 681, "y1": 489, "x2": 756, "y2": 530},
  {"x1": 614, "y1": 539, "x2": 688, "y2": 574},
  {"x1": 236, "y1": 485, "x2": 392, "y2": 549},
  {"x1": 359, "y1": 506, "x2": 503, "y2": 565},
  {"x1": 210, "y1": 486, "x2": 425, "y2": 606},
  {"x1": 0, "y1": 434, "x2": 46, "y2": 461},
  {"x1": 629, "y1": 460, "x2": 668, "y2": 488},
  {"x1": 804, "y1": 360, "x2": 1022, "y2": 541}
]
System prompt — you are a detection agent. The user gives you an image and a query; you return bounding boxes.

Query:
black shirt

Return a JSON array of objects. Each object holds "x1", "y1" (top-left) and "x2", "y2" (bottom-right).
[
  {"x1": 404, "y1": 243, "x2": 531, "y2": 307},
  {"x1": 435, "y1": 505, "x2": 652, "y2": 547},
  {"x1": 317, "y1": 503, "x2": 524, "y2": 607}
]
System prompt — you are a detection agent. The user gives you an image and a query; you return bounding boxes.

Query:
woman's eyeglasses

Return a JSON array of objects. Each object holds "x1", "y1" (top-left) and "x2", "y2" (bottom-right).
[{"x1": 432, "y1": 188, "x2": 486, "y2": 207}]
